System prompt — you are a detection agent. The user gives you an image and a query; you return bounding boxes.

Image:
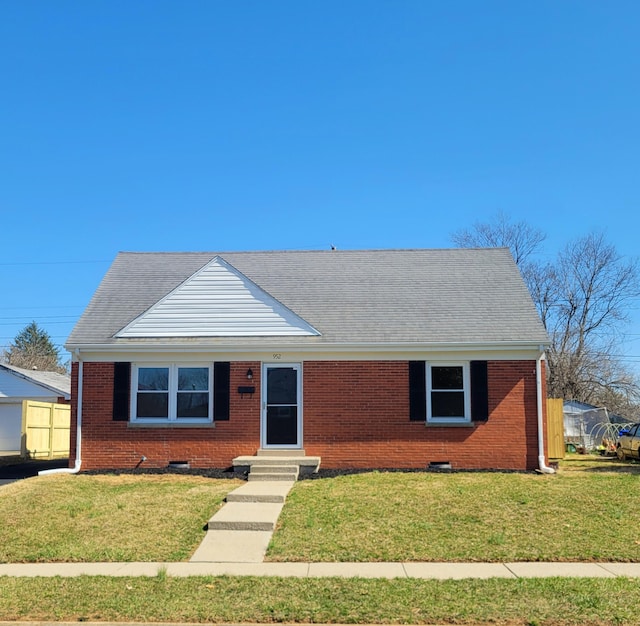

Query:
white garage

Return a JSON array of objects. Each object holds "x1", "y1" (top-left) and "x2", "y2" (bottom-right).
[{"x1": 0, "y1": 364, "x2": 70, "y2": 454}]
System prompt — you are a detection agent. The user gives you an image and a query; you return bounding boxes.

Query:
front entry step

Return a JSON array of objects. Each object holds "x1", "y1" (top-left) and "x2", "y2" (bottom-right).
[
  {"x1": 248, "y1": 464, "x2": 299, "y2": 482},
  {"x1": 232, "y1": 454, "x2": 321, "y2": 478},
  {"x1": 256, "y1": 449, "x2": 307, "y2": 457}
]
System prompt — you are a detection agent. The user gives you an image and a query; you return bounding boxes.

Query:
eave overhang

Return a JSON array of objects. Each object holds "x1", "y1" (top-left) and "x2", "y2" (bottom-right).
[{"x1": 65, "y1": 339, "x2": 549, "y2": 362}]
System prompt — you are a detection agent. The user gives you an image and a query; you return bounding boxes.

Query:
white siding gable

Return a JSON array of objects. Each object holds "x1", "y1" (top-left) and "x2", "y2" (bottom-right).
[{"x1": 115, "y1": 257, "x2": 320, "y2": 338}]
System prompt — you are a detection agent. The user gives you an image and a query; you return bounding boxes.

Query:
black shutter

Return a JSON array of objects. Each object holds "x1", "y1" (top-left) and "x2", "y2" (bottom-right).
[
  {"x1": 214, "y1": 362, "x2": 230, "y2": 421},
  {"x1": 408, "y1": 361, "x2": 427, "y2": 421},
  {"x1": 470, "y1": 360, "x2": 489, "y2": 422},
  {"x1": 112, "y1": 362, "x2": 131, "y2": 422}
]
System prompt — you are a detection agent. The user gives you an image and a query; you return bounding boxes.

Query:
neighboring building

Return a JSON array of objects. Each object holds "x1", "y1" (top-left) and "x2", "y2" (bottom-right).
[
  {"x1": 65, "y1": 248, "x2": 551, "y2": 472},
  {"x1": 0, "y1": 364, "x2": 70, "y2": 453},
  {"x1": 563, "y1": 400, "x2": 627, "y2": 451}
]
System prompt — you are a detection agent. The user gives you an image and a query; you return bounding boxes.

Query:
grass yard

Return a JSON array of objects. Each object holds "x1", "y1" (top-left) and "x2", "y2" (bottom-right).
[
  {"x1": 1, "y1": 458, "x2": 640, "y2": 625},
  {"x1": 267, "y1": 457, "x2": 640, "y2": 562},
  {"x1": 0, "y1": 474, "x2": 241, "y2": 563},
  {"x1": 1, "y1": 456, "x2": 639, "y2": 565},
  {"x1": 0, "y1": 575, "x2": 639, "y2": 625}
]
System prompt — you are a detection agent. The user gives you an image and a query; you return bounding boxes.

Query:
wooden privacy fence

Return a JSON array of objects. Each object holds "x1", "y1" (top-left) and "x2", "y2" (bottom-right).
[
  {"x1": 546, "y1": 397, "x2": 565, "y2": 460},
  {"x1": 21, "y1": 400, "x2": 70, "y2": 459}
]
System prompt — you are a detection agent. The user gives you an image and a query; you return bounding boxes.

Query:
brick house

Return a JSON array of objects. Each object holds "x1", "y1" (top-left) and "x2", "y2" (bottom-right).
[{"x1": 65, "y1": 248, "x2": 552, "y2": 472}]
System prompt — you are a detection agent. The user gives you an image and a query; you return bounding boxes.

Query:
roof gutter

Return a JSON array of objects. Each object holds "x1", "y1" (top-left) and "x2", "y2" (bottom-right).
[
  {"x1": 536, "y1": 348, "x2": 555, "y2": 474},
  {"x1": 65, "y1": 340, "x2": 549, "y2": 354},
  {"x1": 39, "y1": 350, "x2": 82, "y2": 476}
]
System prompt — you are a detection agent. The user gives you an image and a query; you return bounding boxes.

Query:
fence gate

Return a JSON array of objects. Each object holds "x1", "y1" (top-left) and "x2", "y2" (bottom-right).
[
  {"x1": 21, "y1": 401, "x2": 70, "y2": 459},
  {"x1": 546, "y1": 398, "x2": 565, "y2": 460}
]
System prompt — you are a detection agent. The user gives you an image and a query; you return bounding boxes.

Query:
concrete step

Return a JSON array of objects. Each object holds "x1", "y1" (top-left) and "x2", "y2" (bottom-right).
[
  {"x1": 250, "y1": 464, "x2": 299, "y2": 475},
  {"x1": 248, "y1": 472, "x2": 297, "y2": 482},
  {"x1": 256, "y1": 449, "x2": 306, "y2": 457},
  {"x1": 233, "y1": 454, "x2": 321, "y2": 475},
  {"x1": 207, "y1": 502, "x2": 284, "y2": 532},
  {"x1": 226, "y1": 481, "x2": 294, "y2": 503}
]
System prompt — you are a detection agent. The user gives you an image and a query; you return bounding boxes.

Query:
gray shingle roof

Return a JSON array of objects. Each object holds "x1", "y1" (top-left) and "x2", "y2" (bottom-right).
[
  {"x1": 0, "y1": 363, "x2": 71, "y2": 397},
  {"x1": 67, "y1": 248, "x2": 549, "y2": 348}
]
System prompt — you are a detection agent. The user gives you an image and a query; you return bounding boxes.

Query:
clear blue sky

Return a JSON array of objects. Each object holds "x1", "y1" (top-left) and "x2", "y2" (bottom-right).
[{"x1": 1, "y1": 0, "x2": 639, "y2": 368}]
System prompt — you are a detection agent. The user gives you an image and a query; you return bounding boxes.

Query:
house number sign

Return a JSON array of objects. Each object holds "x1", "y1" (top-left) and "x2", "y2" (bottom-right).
[{"x1": 272, "y1": 353, "x2": 282, "y2": 360}]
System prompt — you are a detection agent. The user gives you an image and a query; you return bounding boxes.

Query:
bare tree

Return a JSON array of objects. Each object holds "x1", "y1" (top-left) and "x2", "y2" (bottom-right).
[
  {"x1": 451, "y1": 210, "x2": 546, "y2": 266},
  {"x1": 542, "y1": 233, "x2": 640, "y2": 404},
  {"x1": 452, "y1": 216, "x2": 640, "y2": 415}
]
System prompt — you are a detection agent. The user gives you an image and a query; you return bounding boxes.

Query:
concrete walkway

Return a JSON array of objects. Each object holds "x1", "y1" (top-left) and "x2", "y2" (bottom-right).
[
  {"x1": 0, "y1": 561, "x2": 639, "y2": 579},
  {"x1": 189, "y1": 479, "x2": 295, "y2": 563}
]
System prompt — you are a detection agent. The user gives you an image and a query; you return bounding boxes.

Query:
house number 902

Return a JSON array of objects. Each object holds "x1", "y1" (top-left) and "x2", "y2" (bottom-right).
[{"x1": 273, "y1": 353, "x2": 282, "y2": 360}]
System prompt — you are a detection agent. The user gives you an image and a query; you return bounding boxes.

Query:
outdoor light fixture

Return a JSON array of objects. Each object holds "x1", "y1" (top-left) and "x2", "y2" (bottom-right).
[{"x1": 246, "y1": 368, "x2": 253, "y2": 380}]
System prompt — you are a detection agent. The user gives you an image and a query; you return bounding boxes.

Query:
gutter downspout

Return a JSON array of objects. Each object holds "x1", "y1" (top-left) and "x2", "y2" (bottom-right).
[
  {"x1": 536, "y1": 348, "x2": 555, "y2": 474},
  {"x1": 39, "y1": 350, "x2": 82, "y2": 476}
]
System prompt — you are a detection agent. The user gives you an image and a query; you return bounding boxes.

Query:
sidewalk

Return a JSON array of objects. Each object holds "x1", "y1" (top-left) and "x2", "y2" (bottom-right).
[{"x1": 1, "y1": 561, "x2": 639, "y2": 579}]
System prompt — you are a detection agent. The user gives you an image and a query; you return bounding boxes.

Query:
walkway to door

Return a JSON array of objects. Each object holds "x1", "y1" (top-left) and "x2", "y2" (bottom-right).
[{"x1": 190, "y1": 452, "x2": 320, "y2": 562}]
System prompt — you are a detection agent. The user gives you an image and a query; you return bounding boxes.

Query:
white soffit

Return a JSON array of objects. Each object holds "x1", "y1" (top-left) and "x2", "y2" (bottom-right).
[{"x1": 115, "y1": 256, "x2": 320, "y2": 338}]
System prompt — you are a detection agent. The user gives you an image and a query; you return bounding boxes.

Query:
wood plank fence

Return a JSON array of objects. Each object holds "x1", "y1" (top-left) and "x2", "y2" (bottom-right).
[
  {"x1": 21, "y1": 400, "x2": 70, "y2": 459},
  {"x1": 546, "y1": 397, "x2": 565, "y2": 460}
]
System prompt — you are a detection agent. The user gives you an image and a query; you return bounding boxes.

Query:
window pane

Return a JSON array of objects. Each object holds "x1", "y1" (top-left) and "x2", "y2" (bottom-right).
[
  {"x1": 137, "y1": 392, "x2": 169, "y2": 418},
  {"x1": 267, "y1": 368, "x2": 297, "y2": 404},
  {"x1": 431, "y1": 366, "x2": 463, "y2": 390},
  {"x1": 431, "y1": 391, "x2": 465, "y2": 418},
  {"x1": 266, "y1": 406, "x2": 298, "y2": 445},
  {"x1": 138, "y1": 368, "x2": 169, "y2": 391},
  {"x1": 178, "y1": 367, "x2": 209, "y2": 391},
  {"x1": 177, "y1": 392, "x2": 209, "y2": 418}
]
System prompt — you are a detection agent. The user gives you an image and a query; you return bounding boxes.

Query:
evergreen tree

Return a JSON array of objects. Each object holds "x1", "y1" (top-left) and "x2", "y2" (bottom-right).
[{"x1": 3, "y1": 321, "x2": 67, "y2": 373}]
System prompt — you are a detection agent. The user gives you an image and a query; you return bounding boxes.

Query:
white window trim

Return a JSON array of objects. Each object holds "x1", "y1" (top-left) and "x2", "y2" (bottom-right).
[
  {"x1": 131, "y1": 363, "x2": 213, "y2": 424},
  {"x1": 426, "y1": 361, "x2": 471, "y2": 424}
]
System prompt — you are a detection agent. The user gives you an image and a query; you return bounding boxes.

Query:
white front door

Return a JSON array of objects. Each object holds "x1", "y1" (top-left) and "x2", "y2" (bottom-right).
[{"x1": 262, "y1": 363, "x2": 302, "y2": 448}]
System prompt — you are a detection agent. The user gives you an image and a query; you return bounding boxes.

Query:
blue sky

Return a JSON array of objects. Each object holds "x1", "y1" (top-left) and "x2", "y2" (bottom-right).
[{"x1": 1, "y1": 0, "x2": 639, "y2": 368}]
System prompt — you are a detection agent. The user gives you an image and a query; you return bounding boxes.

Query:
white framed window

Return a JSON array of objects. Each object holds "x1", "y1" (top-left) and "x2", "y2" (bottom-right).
[
  {"x1": 426, "y1": 362, "x2": 471, "y2": 423},
  {"x1": 132, "y1": 363, "x2": 213, "y2": 423}
]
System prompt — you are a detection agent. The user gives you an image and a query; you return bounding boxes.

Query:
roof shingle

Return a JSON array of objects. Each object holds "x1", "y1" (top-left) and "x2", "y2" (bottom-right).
[{"x1": 67, "y1": 248, "x2": 549, "y2": 347}]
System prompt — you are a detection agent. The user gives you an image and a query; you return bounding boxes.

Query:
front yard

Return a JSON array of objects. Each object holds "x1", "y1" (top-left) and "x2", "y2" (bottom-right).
[
  {"x1": 268, "y1": 456, "x2": 640, "y2": 562},
  {"x1": 0, "y1": 473, "x2": 240, "y2": 562},
  {"x1": 1, "y1": 457, "x2": 640, "y2": 625},
  {"x1": 0, "y1": 456, "x2": 638, "y2": 564}
]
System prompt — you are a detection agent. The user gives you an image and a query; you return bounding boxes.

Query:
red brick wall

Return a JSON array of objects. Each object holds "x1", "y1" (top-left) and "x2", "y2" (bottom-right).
[
  {"x1": 71, "y1": 361, "x2": 261, "y2": 470},
  {"x1": 303, "y1": 361, "x2": 542, "y2": 471},
  {"x1": 70, "y1": 359, "x2": 544, "y2": 471}
]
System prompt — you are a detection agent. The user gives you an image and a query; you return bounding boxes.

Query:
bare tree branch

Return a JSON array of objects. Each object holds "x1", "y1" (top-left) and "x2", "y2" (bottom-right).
[
  {"x1": 451, "y1": 216, "x2": 640, "y2": 418},
  {"x1": 450, "y1": 210, "x2": 546, "y2": 265}
]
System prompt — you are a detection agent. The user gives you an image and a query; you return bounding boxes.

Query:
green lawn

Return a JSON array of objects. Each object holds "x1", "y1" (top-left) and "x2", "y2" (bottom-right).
[
  {"x1": 267, "y1": 457, "x2": 640, "y2": 562},
  {"x1": 0, "y1": 473, "x2": 241, "y2": 562},
  {"x1": 0, "y1": 575, "x2": 638, "y2": 625},
  {"x1": 2, "y1": 458, "x2": 640, "y2": 625},
  {"x1": 1, "y1": 456, "x2": 639, "y2": 564}
]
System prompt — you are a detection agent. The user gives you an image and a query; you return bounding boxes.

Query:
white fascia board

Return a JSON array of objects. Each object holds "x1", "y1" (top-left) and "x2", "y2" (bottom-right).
[
  {"x1": 67, "y1": 341, "x2": 547, "y2": 363},
  {"x1": 0, "y1": 396, "x2": 60, "y2": 403}
]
